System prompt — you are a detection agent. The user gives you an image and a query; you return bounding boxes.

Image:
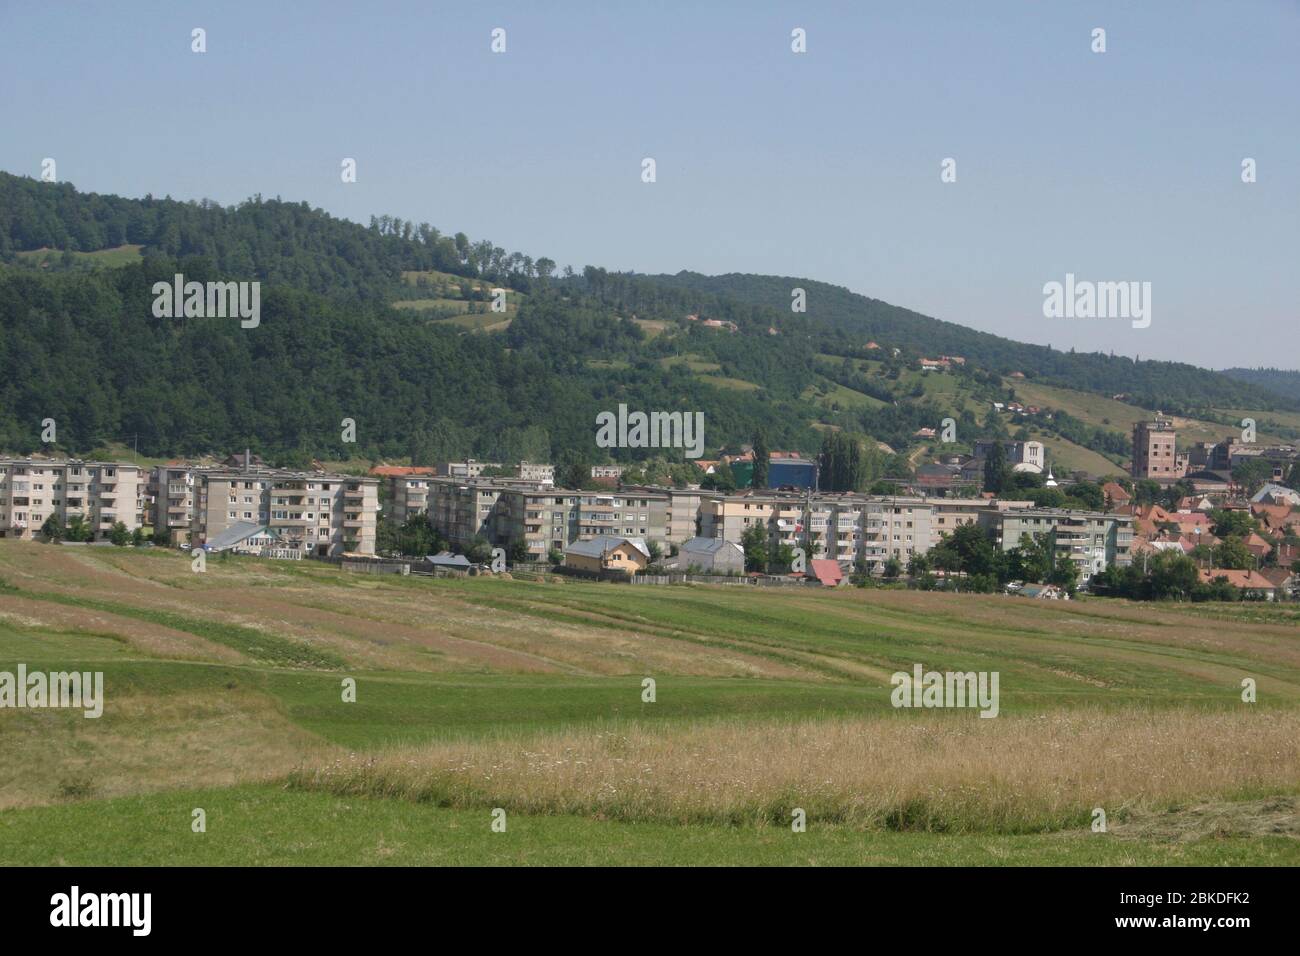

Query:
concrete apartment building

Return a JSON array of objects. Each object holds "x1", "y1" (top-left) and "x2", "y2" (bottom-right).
[
  {"x1": 701, "y1": 490, "x2": 933, "y2": 572},
  {"x1": 426, "y1": 477, "x2": 669, "y2": 559},
  {"x1": 860, "y1": 497, "x2": 933, "y2": 568},
  {"x1": 192, "y1": 468, "x2": 379, "y2": 556},
  {"x1": 436, "y1": 460, "x2": 500, "y2": 479},
  {"x1": 518, "y1": 461, "x2": 555, "y2": 484},
  {"x1": 621, "y1": 485, "x2": 716, "y2": 544},
  {"x1": 979, "y1": 508, "x2": 1133, "y2": 581},
  {"x1": 370, "y1": 466, "x2": 437, "y2": 525},
  {"x1": 576, "y1": 490, "x2": 668, "y2": 545},
  {"x1": 929, "y1": 497, "x2": 1034, "y2": 547},
  {"x1": 0, "y1": 458, "x2": 147, "y2": 540},
  {"x1": 425, "y1": 476, "x2": 1132, "y2": 579},
  {"x1": 435, "y1": 460, "x2": 554, "y2": 484},
  {"x1": 150, "y1": 463, "x2": 198, "y2": 544},
  {"x1": 423, "y1": 476, "x2": 551, "y2": 548},
  {"x1": 1132, "y1": 417, "x2": 1186, "y2": 481}
]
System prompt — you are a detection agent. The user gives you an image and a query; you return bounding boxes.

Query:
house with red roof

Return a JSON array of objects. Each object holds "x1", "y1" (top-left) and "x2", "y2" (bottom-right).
[
  {"x1": 809, "y1": 559, "x2": 845, "y2": 587},
  {"x1": 1197, "y1": 568, "x2": 1282, "y2": 600}
]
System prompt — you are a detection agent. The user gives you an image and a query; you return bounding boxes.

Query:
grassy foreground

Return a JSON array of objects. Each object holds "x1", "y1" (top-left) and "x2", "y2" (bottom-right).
[
  {"x1": 3, "y1": 784, "x2": 1296, "y2": 867},
  {"x1": 1, "y1": 541, "x2": 1297, "y2": 865}
]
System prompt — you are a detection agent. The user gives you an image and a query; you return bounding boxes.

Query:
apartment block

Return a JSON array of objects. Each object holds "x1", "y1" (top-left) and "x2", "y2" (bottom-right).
[
  {"x1": 929, "y1": 497, "x2": 1034, "y2": 547},
  {"x1": 859, "y1": 497, "x2": 933, "y2": 569},
  {"x1": 150, "y1": 463, "x2": 198, "y2": 545},
  {"x1": 436, "y1": 460, "x2": 501, "y2": 479},
  {"x1": 701, "y1": 490, "x2": 933, "y2": 572},
  {"x1": 979, "y1": 508, "x2": 1133, "y2": 581},
  {"x1": 427, "y1": 477, "x2": 669, "y2": 560},
  {"x1": 193, "y1": 469, "x2": 379, "y2": 556},
  {"x1": 518, "y1": 461, "x2": 555, "y2": 484},
  {"x1": 0, "y1": 458, "x2": 147, "y2": 540},
  {"x1": 577, "y1": 490, "x2": 668, "y2": 546},
  {"x1": 370, "y1": 466, "x2": 437, "y2": 525},
  {"x1": 621, "y1": 485, "x2": 716, "y2": 544},
  {"x1": 496, "y1": 486, "x2": 581, "y2": 559}
]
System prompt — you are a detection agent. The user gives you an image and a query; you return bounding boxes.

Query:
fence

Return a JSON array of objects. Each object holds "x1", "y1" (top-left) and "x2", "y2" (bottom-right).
[
  {"x1": 631, "y1": 572, "x2": 812, "y2": 587},
  {"x1": 340, "y1": 559, "x2": 410, "y2": 576}
]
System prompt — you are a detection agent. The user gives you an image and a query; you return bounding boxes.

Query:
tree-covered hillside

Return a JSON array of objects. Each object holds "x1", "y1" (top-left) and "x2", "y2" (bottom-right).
[
  {"x1": 0, "y1": 171, "x2": 1289, "y2": 474},
  {"x1": 646, "y1": 272, "x2": 1297, "y2": 417},
  {"x1": 1221, "y1": 367, "x2": 1300, "y2": 403}
]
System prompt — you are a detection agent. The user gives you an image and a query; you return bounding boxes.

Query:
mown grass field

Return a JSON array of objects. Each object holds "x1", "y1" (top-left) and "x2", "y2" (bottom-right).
[
  {"x1": 1010, "y1": 379, "x2": 1298, "y2": 446},
  {"x1": 0, "y1": 541, "x2": 1297, "y2": 865},
  {"x1": 15, "y1": 243, "x2": 144, "y2": 268}
]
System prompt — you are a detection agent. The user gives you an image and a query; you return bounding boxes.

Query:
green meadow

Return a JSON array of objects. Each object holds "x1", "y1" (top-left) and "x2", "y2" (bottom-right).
[{"x1": 0, "y1": 542, "x2": 1297, "y2": 865}]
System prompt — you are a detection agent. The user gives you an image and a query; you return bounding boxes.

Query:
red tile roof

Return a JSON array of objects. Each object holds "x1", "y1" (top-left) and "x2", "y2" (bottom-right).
[
  {"x1": 1198, "y1": 569, "x2": 1278, "y2": 590},
  {"x1": 809, "y1": 559, "x2": 844, "y2": 587},
  {"x1": 370, "y1": 465, "x2": 437, "y2": 477}
]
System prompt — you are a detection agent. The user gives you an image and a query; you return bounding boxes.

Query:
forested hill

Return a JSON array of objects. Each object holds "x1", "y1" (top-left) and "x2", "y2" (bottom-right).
[
  {"x1": 645, "y1": 272, "x2": 1293, "y2": 418},
  {"x1": 0, "y1": 170, "x2": 1294, "y2": 469},
  {"x1": 1221, "y1": 368, "x2": 1300, "y2": 404},
  {"x1": 0, "y1": 170, "x2": 549, "y2": 302}
]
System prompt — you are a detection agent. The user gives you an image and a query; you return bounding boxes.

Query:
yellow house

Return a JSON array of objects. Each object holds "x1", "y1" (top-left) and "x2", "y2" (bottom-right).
[{"x1": 564, "y1": 535, "x2": 651, "y2": 575}]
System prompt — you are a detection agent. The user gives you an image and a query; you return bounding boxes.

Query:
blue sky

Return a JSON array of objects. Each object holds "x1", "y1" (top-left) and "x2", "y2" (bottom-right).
[{"x1": 2, "y1": 0, "x2": 1296, "y2": 369}]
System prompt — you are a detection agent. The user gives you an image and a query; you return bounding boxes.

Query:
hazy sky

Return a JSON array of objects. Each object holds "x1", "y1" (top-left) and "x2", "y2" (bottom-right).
[{"x1": 2, "y1": 1, "x2": 1296, "y2": 369}]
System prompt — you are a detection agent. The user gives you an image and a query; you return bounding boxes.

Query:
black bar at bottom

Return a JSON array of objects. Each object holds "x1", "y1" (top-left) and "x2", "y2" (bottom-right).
[{"x1": 0, "y1": 866, "x2": 1283, "y2": 941}]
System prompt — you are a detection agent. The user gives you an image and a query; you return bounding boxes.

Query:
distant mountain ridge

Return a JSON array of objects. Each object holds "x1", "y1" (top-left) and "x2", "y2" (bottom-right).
[
  {"x1": 1221, "y1": 367, "x2": 1300, "y2": 404},
  {"x1": 644, "y1": 272, "x2": 1296, "y2": 417}
]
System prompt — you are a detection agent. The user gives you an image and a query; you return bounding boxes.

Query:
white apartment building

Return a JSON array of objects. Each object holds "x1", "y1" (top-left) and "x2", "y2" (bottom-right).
[{"x1": 0, "y1": 458, "x2": 147, "y2": 540}]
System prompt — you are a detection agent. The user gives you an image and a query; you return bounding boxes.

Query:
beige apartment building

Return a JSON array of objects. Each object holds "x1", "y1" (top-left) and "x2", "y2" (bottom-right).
[
  {"x1": 0, "y1": 458, "x2": 147, "y2": 540},
  {"x1": 929, "y1": 497, "x2": 1034, "y2": 547},
  {"x1": 192, "y1": 468, "x2": 379, "y2": 556},
  {"x1": 860, "y1": 497, "x2": 933, "y2": 568}
]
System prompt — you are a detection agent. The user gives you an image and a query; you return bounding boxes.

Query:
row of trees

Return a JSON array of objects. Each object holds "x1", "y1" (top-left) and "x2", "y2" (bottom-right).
[
  {"x1": 40, "y1": 515, "x2": 143, "y2": 546},
  {"x1": 1091, "y1": 552, "x2": 1278, "y2": 602},
  {"x1": 907, "y1": 524, "x2": 1079, "y2": 594}
]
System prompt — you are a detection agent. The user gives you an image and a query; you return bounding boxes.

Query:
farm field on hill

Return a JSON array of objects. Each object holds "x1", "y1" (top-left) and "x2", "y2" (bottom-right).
[
  {"x1": 1, "y1": 541, "x2": 1297, "y2": 866},
  {"x1": 1010, "y1": 380, "x2": 1298, "y2": 446}
]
